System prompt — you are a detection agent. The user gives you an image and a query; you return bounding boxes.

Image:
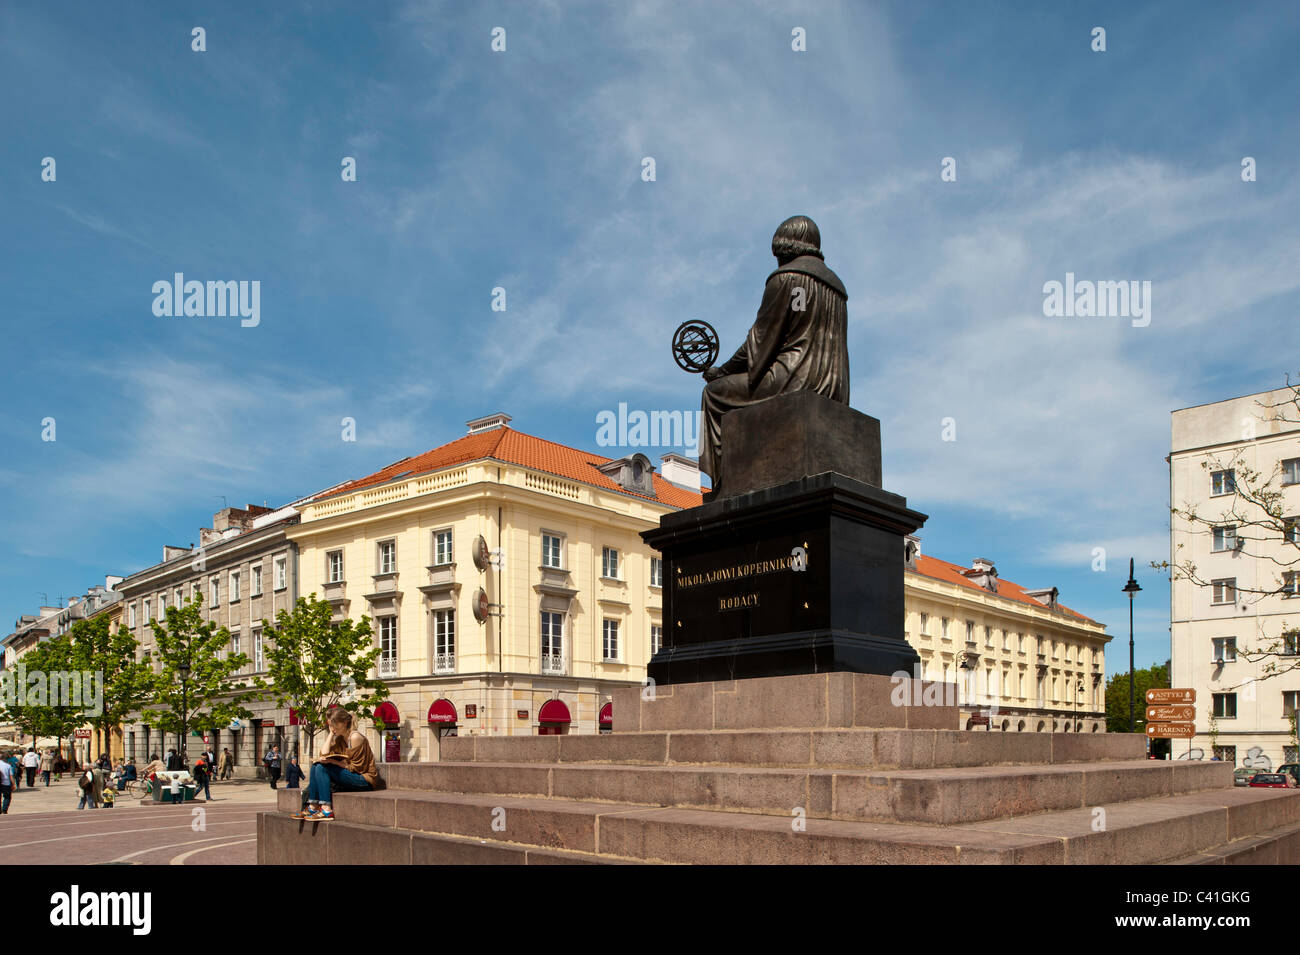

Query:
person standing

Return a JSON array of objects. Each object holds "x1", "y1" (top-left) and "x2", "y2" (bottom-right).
[
  {"x1": 166, "y1": 749, "x2": 181, "y2": 771},
  {"x1": 22, "y1": 748, "x2": 38, "y2": 787},
  {"x1": 217, "y1": 747, "x2": 232, "y2": 781},
  {"x1": 76, "y1": 764, "x2": 102, "y2": 810},
  {"x1": 284, "y1": 755, "x2": 306, "y2": 789},
  {"x1": 6, "y1": 752, "x2": 20, "y2": 790},
  {"x1": 0, "y1": 757, "x2": 12, "y2": 814},
  {"x1": 264, "y1": 746, "x2": 282, "y2": 789},
  {"x1": 39, "y1": 749, "x2": 52, "y2": 787}
]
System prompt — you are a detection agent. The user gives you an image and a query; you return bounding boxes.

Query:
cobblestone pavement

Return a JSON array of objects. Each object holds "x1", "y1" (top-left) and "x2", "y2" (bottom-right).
[{"x1": 0, "y1": 778, "x2": 279, "y2": 864}]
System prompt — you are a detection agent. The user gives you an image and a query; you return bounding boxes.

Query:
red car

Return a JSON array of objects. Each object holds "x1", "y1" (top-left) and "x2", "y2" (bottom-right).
[{"x1": 1247, "y1": 773, "x2": 1295, "y2": 788}]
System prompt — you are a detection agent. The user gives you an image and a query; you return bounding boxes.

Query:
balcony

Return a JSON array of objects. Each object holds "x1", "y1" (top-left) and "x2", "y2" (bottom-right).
[
  {"x1": 433, "y1": 652, "x2": 455, "y2": 675},
  {"x1": 541, "y1": 653, "x2": 566, "y2": 676}
]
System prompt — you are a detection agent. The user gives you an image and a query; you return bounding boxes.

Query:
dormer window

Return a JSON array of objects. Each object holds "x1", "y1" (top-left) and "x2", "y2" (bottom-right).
[{"x1": 595, "y1": 453, "x2": 656, "y2": 497}]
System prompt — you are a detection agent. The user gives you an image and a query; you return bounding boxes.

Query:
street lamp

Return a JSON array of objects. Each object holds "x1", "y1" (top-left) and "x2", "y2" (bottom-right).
[
  {"x1": 178, "y1": 660, "x2": 191, "y2": 768},
  {"x1": 1123, "y1": 558, "x2": 1142, "y2": 734}
]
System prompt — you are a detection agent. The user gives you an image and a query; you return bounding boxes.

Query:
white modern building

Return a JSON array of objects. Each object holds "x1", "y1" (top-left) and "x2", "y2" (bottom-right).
[{"x1": 1170, "y1": 385, "x2": 1300, "y2": 771}]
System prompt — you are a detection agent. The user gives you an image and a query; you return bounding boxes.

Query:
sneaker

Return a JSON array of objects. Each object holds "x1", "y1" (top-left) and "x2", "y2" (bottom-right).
[
  {"x1": 315, "y1": 808, "x2": 335, "y2": 821},
  {"x1": 290, "y1": 806, "x2": 317, "y2": 820}
]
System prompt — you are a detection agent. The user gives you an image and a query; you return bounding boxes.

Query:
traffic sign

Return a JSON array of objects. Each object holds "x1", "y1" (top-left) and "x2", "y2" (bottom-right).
[
  {"x1": 1146, "y1": 722, "x2": 1196, "y2": 739},
  {"x1": 1146, "y1": 704, "x2": 1195, "y2": 722},
  {"x1": 1146, "y1": 688, "x2": 1195, "y2": 704}
]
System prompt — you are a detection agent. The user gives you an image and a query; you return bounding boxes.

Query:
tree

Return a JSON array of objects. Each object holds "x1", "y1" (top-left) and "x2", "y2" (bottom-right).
[
  {"x1": 1105, "y1": 660, "x2": 1170, "y2": 734},
  {"x1": 1159, "y1": 379, "x2": 1300, "y2": 689},
  {"x1": 0, "y1": 636, "x2": 87, "y2": 761},
  {"x1": 67, "y1": 614, "x2": 153, "y2": 760},
  {"x1": 263, "y1": 594, "x2": 387, "y2": 759},
  {"x1": 140, "y1": 594, "x2": 261, "y2": 762}
]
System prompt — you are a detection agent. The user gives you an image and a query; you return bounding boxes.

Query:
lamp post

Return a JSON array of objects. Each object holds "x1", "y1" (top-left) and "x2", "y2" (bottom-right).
[
  {"x1": 178, "y1": 659, "x2": 191, "y2": 769},
  {"x1": 1123, "y1": 558, "x2": 1142, "y2": 734}
]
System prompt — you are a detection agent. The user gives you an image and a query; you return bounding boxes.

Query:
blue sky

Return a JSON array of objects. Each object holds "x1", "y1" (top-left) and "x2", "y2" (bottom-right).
[{"x1": 3, "y1": 1, "x2": 1298, "y2": 675}]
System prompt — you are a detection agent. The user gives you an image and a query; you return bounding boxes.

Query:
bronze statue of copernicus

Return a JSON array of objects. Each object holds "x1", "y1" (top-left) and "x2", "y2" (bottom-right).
[{"x1": 699, "y1": 215, "x2": 849, "y2": 494}]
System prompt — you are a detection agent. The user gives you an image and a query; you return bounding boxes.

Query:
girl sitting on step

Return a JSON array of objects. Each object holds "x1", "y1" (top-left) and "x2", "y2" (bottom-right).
[{"x1": 292, "y1": 708, "x2": 380, "y2": 821}]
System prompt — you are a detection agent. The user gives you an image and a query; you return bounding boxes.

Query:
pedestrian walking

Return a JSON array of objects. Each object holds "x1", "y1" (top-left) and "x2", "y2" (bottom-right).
[
  {"x1": 0, "y1": 758, "x2": 12, "y2": 814},
  {"x1": 39, "y1": 749, "x2": 52, "y2": 787},
  {"x1": 264, "y1": 745, "x2": 283, "y2": 789},
  {"x1": 284, "y1": 755, "x2": 306, "y2": 789},
  {"x1": 217, "y1": 747, "x2": 232, "y2": 781},
  {"x1": 192, "y1": 758, "x2": 212, "y2": 801},
  {"x1": 6, "y1": 752, "x2": 20, "y2": 790},
  {"x1": 22, "y1": 748, "x2": 38, "y2": 788},
  {"x1": 76, "y1": 764, "x2": 102, "y2": 810}
]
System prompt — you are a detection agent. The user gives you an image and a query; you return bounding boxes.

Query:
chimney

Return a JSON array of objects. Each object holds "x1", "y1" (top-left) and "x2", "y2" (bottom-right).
[
  {"x1": 903, "y1": 535, "x2": 920, "y2": 570},
  {"x1": 1026, "y1": 587, "x2": 1059, "y2": 610},
  {"x1": 660, "y1": 453, "x2": 701, "y2": 491},
  {"x1": 162, "y1": 545, "x2": 190, "y2": 562},
  {"x1": 467, "y1": 412, "x2": 512, "y2": 434}
]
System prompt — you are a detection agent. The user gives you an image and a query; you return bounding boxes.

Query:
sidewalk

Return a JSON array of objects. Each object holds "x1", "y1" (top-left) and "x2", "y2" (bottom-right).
[{"x1": 0, "y1": 776, "x2": 287, "y2": 815}]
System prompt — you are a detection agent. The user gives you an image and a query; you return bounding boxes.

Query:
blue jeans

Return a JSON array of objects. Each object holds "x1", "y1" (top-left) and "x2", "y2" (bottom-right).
[
  {"x1": 0, "y1": 785, "x2": 10, "y2": 813},
  {"x1": 303, "y1": 762, "x2": 371, "y2": 806}
]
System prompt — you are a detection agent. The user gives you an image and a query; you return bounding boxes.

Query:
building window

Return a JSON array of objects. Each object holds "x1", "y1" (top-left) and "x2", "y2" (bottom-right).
[
  {"x1": 159, "y1": 594, "x2": 168, "y2": 619},
  {"x1": 918, "y1": 612, "x2": 928, "y2": 636},
  {"x1": 1286, "y1": 518, "x2": 1300, "y2": 545},
  {"x1": 1284, "y1": 691, "x2": 1300, "y2": 719},
  {"x1": 275, "y1": 556, "x2": 288, "y2": 591},
  {"x1": 175, "y1": 586, "x2": 183, "y2": 608},
  {"x1": 230, "y1": 570, "x2": 241, "y2": 602},
  {"x1": 1211, "y1": 469, "x2": 1236, "y2": 496},
  {"x1": 377, "y1": 541, "x2": 396, "y2": 576},
  {"x1": 230, "y1": 631, "x2": 241, "y2": 669},
  {"x1": 602, "y1": 547, "x2": 620, "y2": 580},
  {"x1": 650, "y1": 557, "x2": 663, "y2": 588},
  {"x1": 1001, "y1": 629, "x2": 1008, "y2": 651},
  {"x1": 1283, "y1": 458, "x2": 1300, "y2": 486},
  {"x1": 433, "y1": 529, "x2": 454, "y2": 566},
  {"x1": 541, "y1": 534, "x2": 562, "y2": 569},
  {"x1": 1285, "y1": 572, "x2": 1300, "y2": 597},
  {"x1": 1017, "y1": 632, "x2": 1024, "y2": 652},
  {"x1": 210, "y1": 575, "x2": 220, "y2": 607},
  {"x1": 941, "y1": 618, "x2": 950, "y2": 640},
  {"x1": 1212, "y1": 578, "x2": 1236, "y2": 604},
  {"x1": 1212, "y1": 745, "x2": 1236, "y2": 764},
  {"x1": 1212, "y1": 525, "x2": 1237, "y2": 552},
  {"x1": 984, "y1": 626, "x2": 993, "y2": 647},
  {"x1": 1212, "y1": 637, "x2": 1236, "y2": 663},
  {"x1": 327, "y1": 551, "x2": 344, "y2": 583},
  {"x1": 602, "y1": 618, "x2": 620, "y2": 661},
  {"x1": 541, "y1": 611, "x2": 564, "y2": 674},
  {"x1": 253, "y1": 628, "x2": 263, "y2": 672},
  {"x1": 433, "y1": 609, "x2": 455, "y2": 673},
  {"x1": 251, "y1": 565, "x2": 262, "y2": 596},
  {"x1": 965, "y1": 620, "x2": 975, "y2": 643},
  {"x1": 1212, "y1": 693, "x2": 1237, "y2": 719},
  {"x1": 651, "y1": 623, "x2": 663, "y2": 655},
  {"x1": 1283, "y1": 631, "x2": 1300, "y2": 656},
  {"x1": 129, "y1": 603, "x2": 137, "y2": 629},
  {"x1": 143, "y1": 599, "x2": 151, "y2": 623},
  {"x1": 378, "y1": 617, "x2": 398, "y2": 676}
]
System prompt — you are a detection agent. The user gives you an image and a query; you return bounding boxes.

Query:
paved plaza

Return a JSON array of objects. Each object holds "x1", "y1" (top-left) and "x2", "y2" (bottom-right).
[{"x1": 0, "y1": 777, "x2": 276, "y2": 865}]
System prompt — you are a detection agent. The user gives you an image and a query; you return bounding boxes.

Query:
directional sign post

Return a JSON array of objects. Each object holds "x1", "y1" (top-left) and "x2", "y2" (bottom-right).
[{"x1": 1146, "y1": 722, "x2": 1196, "y2": 739}]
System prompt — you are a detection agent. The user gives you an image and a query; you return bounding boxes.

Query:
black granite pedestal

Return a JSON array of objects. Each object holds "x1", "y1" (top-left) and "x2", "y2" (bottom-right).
[{"x1": 644, "y1": 393, "x2": 926, "y2": 686}]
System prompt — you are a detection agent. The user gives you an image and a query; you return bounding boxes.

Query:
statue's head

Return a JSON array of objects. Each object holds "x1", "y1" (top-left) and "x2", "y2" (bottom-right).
[{"x1": 771, "y1": 215, "x2": 823, "y2": 263}]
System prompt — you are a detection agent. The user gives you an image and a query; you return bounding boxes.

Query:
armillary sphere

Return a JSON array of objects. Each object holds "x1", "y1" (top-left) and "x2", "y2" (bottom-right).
[{"x1": 671, "y1": 320, "x2": 720, "y2": 374}]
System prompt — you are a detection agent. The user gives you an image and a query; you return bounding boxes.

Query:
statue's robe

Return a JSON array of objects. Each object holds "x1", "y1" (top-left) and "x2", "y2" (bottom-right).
[{"x1": 700, "y1": 254, "x2": 849, "y2": 492}]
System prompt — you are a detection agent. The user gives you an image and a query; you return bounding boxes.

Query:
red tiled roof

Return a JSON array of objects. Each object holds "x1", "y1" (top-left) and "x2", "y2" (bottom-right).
[
  {"x1": 322, "y1": 427, "x2": 705, "y2": 510},
  {"x1": 911, "y1": 554, "x2": 1098, "y2": 625}
]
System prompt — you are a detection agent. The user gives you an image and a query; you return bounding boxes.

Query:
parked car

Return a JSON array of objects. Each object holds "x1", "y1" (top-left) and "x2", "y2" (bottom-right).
[
  {"x1": 1247, "y1": 773, "x2": 1294, "y2": 788},
  {"x1": 1277, "y1": 763, "x2": 1300, "y2": 785},
  {"x1": 1233, "y1": 767, "x2": 1255, "y2": 787}
]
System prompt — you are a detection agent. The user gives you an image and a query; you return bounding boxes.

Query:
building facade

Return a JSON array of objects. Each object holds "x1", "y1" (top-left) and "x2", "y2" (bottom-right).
[
  {"x1": 905, "y1": 545, "x2": 1110, "y2": 733},
  {"x1": 1171, "y1": 386, "x2": 1300, "y2": 770},
  {"x1": 115, "y1": 504, "x2": 304, "y2": 776}
]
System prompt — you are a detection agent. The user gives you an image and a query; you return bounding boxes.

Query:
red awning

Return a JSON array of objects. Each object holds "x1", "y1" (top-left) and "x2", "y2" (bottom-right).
[
  {"x1": 427, "y1": 699, "x2": 458, "y2": 724},
  {"x1": 599, "y1": 702, "x2": 612, "y2": 726},
  {"x1": 374, "y1": 702, "x2": 400, "y2": 726},
  {"x1": 537, "y1": 699, "x2": 571, "y2": 724}
]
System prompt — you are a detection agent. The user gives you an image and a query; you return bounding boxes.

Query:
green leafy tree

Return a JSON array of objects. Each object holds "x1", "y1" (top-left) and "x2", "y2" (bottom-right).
[
  {"x1": 1105, "y1": 660, "x2": 1170, "y2": 734},
  {"x1": 263, "y1": 594, "x2": 387, "y2": 759},
  {"x1": 141, "y1": 594, "x2": 260, "y2": 761},
  {"x1": 0, "y1": 636, "x2": 87, "y2": 760},
  {"x1": 67, "y1": 614, "x2": 153, "y2": 760},
  {"x1": 1157, "y1": 377, "x2": 1300, "y2": 689}
]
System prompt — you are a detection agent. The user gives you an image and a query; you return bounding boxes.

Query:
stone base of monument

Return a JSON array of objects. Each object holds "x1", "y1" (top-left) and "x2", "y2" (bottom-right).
[
  {"x1": 646, "y1": 393, "x2": 926, "y2": 686},
  {"x1": 258, "y1": 672, "x2": 1300, "y2": 865}
]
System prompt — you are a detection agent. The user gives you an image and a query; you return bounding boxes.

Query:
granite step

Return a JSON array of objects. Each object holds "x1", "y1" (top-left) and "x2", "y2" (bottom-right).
[
  {"x1": 1168, "y1": 818, "x2": 1300, "y2": 865},
  {"x1": 356, "y1": 757, "x2": 1229, "y2": 825},
  {"x1": 432, "y1": 727, "x2": 1145, "y2": 771},
  {"x1": 262, "y1": 781, "x2": 1300, "y2": 865}
]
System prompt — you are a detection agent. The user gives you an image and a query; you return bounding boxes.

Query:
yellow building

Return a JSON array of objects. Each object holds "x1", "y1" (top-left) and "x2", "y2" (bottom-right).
[{"x1": 287, "y1": 414, "x2": 701, "y2": 761}]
